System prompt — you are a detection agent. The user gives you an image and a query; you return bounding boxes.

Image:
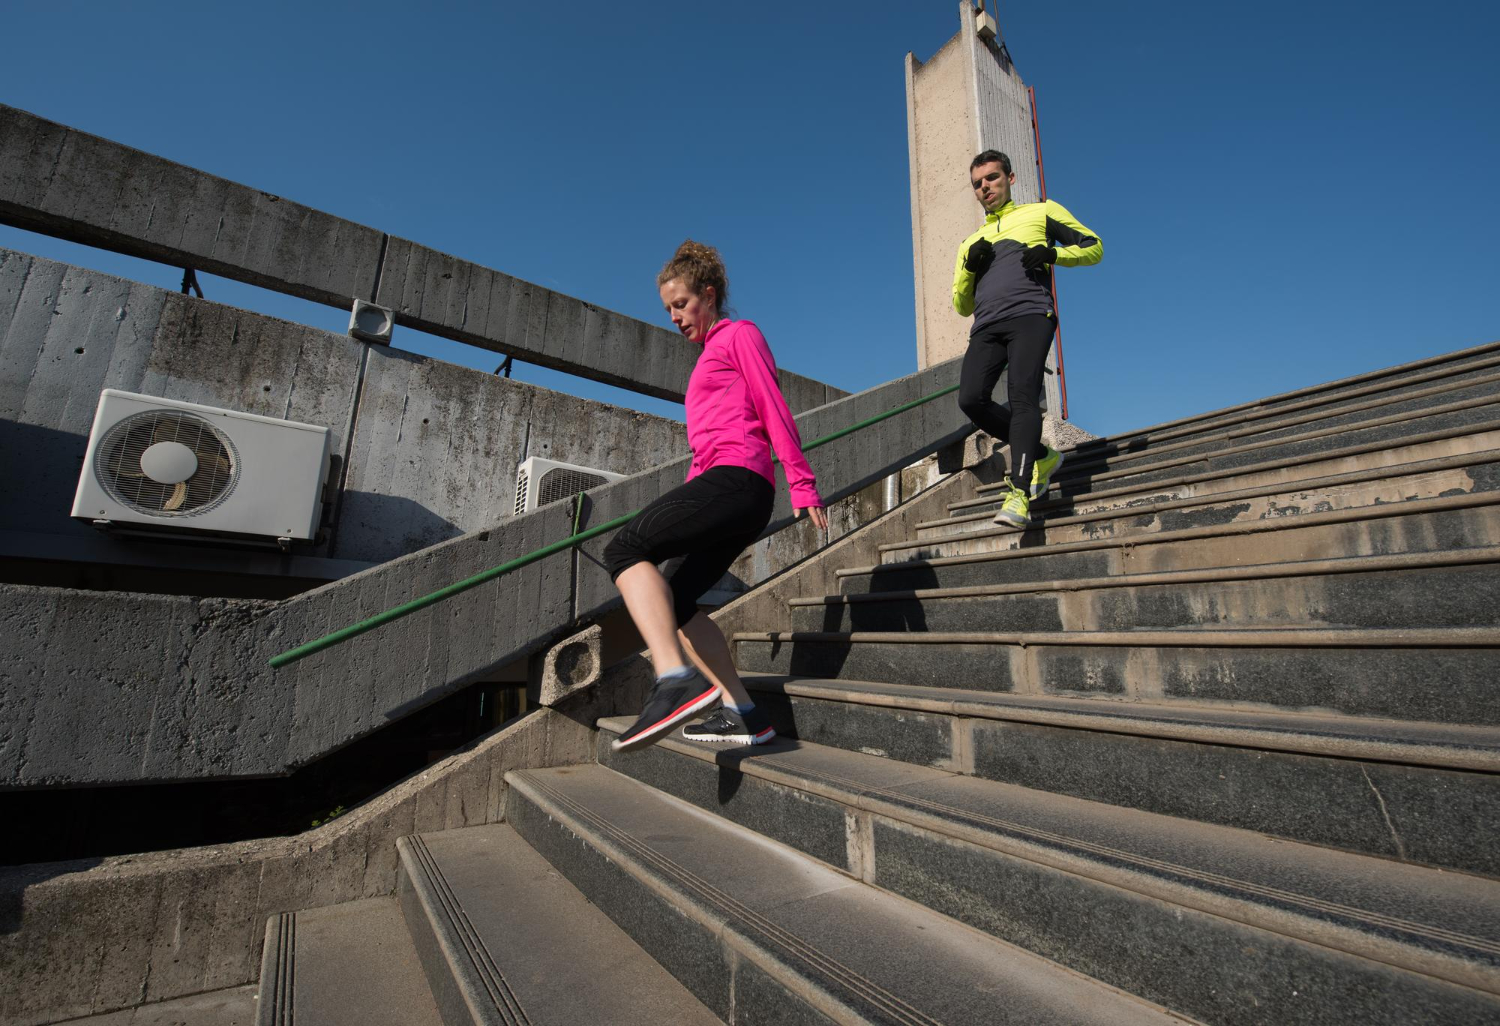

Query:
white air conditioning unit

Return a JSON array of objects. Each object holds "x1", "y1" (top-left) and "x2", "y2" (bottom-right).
[
  {"x1": 514, "y1": 457, "x2": 626, "y2": 516},
  {"x1": 72, "y1": 389, "x2": 331, "y2": 547}
]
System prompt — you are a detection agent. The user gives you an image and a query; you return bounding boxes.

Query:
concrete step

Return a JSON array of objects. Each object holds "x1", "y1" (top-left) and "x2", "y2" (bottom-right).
[
  {"x1": 1054, "y1": 364, "x2": 1500, "y2": 476},
  {"x1": 953, "y1": 426, "x2": 1500, "y2": 520},
  {"x1": 727, "y1": 675, "x2": 1500, "y2": 876},
  {"x1": 255, "y1": 898, "x2": 443, "y2": 1026},
  {"x1": 798, "y1": 549, "x2": 1500, "y2": 634},
  {"x1": 1065, "y1": 339, "x2": 1500, "y2": 459},
  {"x1": 503, "y1": 763, "x2": 1188, "y2": 1026},
  {"x1": 930, "y1": 448, "x2": 1500, "y2": 541},
  {"x1": 396, "y1": 824, "x2": 720, "y2": 1026},
  {"x1": 860, "y1": 493, "x2": 1500, "y2": 589},
  {"x1": 1035, "y1": 401, "x2": 1500, "y2": 506},
  {"x1": 595, "y1": 719, "x2": 1500, "y2": 1026},
  {"x1": 732, "y1": 626, "x2": 1500, "y2": 729}
]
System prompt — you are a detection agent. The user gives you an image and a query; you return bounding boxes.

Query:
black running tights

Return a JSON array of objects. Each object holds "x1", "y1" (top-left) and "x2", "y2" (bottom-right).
[{"x1": 956, "y1": 313, "x2": 1054, "y2": 484}]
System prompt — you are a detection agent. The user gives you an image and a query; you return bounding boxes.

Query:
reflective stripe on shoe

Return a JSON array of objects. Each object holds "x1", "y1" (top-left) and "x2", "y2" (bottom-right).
[{"x1": 611, "y1": 677, "x2": 720, "y2": 753}]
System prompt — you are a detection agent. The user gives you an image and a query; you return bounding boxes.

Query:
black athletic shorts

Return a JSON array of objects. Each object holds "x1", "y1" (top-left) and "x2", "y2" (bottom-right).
[{"x1": 603, "y1": 465, "x2": 775, "y2": 627}]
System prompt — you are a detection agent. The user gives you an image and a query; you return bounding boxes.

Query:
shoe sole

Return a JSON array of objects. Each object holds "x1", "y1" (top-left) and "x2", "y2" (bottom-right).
[
  {"x1": 610, "y1": 685, "x2": 721, "y2": 753},
  {"x1": 992, "y1": 512, "x2": 1031, "y2": 528},
  {"x1": 1030, "y1": 450, "x2": 1066, "y2": 499},
  {"x1": 681, "y1": 727, "x2": 777, "y2": 745}
]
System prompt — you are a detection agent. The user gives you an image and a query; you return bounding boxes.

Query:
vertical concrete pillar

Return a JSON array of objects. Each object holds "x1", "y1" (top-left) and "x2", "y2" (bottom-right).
[{"x1": 906, "y1": 3, "x2": 1061, "y2": 421}]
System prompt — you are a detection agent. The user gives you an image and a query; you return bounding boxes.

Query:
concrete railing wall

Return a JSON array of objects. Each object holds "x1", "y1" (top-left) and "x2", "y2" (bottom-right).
[
  {"x1": 0, "y1": 103, "x2": 838, "y2": 410},
  {"x1": 1, "y1": 355, "x2": 969, "y2": 788}
]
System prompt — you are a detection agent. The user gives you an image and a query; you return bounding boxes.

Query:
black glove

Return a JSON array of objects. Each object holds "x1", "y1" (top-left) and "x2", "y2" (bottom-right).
[
  {"x1": 964, "y1": 238, "x2": 995, "y2": 277},
  {"x1": 1021, "y1": 246, "x2": 1056, "y2": 272}
]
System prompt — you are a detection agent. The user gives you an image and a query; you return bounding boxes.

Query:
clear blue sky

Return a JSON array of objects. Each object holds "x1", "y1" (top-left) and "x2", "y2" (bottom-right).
[{"x1": 3, "y1": 1, "x2": 1497, "y2": 436}]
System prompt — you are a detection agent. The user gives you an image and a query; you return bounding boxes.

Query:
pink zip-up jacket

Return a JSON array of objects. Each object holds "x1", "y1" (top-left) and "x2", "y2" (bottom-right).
[{"x1": 684, "y1": 319, "x2": 823, "y2": 509}]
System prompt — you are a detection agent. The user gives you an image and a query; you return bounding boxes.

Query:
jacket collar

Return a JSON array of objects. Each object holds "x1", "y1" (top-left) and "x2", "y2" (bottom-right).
[
  {"x1": 702, "y1": 319, "x2": 731, "y2": 345},
  {"x1": 984, "y1": 200, "x2": 1016, "y2": 224}
]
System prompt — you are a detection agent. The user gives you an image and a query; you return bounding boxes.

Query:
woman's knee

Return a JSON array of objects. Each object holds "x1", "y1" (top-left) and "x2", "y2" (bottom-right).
[{"x1": 604, "y1": 531, "x2": 649, "y2": 581}]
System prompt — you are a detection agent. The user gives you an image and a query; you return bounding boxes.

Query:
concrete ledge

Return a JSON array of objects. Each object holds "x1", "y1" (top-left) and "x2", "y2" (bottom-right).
[{"x1": 0, "y1": 105, "x2": 838, "y2": 408}]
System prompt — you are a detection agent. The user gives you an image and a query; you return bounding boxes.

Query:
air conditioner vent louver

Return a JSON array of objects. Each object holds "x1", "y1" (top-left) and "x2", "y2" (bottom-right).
[
  {"x1": 537, "y1": 468, "x2": 611, "y2": 507},
  {"x1": 95, "y1": 411, "x2": 240, "y2": 517}
]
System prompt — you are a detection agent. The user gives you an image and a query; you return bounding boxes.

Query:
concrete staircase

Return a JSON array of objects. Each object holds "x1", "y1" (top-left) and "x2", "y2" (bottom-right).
[{"x1": 255, "y1": 343, "x2": 1500, "y2": 1025}]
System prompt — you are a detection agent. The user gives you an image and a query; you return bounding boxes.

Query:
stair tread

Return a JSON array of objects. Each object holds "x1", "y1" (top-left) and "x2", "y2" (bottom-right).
[
  {"x1": 796, "y1": 547, "x2": 1500, "y2": 606},
  {"x1": 734, "y1": 674, "x2": 1500, "y2": 769},
  {"x1": 735, "y1": 625, "x2": 1500, "y2": 646},
  {"x1": 1017, "y1": 396, "x2": 1500, "y2": 492},
  {"x1": 595, "y1": 717, "x2": 1500, "y2": 995},
  {"x1": 508, "y1": 764, "x2": 1188, "y2": 1025},
  {"x1": 400, "y1": 824, "x2": 720, "y2": 1026},
  {"x1": 940, "y1": 448, "x2": 1500, "y2": 525},
  {"x1": 258, "y1": 898, "x2": 442, "y2": 1026},
  {"x1": 1030, "y1": 389, "x2": 1500, "y2": 486},
  {"x1": 858, "y1": 488, "x2": 1500, "y2": 566},
  {"x1": 1064, "y1": 340, "x2": 1500, "y2": 451}
]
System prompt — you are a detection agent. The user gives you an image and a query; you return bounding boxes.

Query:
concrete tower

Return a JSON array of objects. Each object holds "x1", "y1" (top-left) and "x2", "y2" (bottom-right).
[{"x1": 906, "y1": 3, "x2": 1061, "y2": 418}]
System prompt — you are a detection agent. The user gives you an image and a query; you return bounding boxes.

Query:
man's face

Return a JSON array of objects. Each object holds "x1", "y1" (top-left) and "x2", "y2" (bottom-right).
[{"x1": 971, "y1": 161, "x2": 1014, "y2": 213}]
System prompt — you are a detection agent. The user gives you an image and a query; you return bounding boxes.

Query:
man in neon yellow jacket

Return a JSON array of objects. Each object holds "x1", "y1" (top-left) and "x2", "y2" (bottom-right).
[{"x1": 952, "y1": 149, "x2": 1102, "y2": 528}]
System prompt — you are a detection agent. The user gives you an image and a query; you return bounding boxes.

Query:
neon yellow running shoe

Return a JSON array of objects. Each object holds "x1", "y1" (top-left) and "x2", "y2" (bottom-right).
[
  {"x1": 992, "y1": 479, "x2": 1031, "y2": 528},
  {"x1": 1030, "y1": 446, "x2": 1065, "y2": 499}
]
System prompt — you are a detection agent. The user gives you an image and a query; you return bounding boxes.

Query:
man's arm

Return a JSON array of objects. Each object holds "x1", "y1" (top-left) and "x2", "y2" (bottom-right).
[{"x1": 1043, "y1": 200, "x2": 1103, "y2": 267}]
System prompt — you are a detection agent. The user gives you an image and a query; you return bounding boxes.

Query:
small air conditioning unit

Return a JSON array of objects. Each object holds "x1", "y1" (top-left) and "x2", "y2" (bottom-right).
[
  {"x1": 514, "y1": 457, "x2": 626, "y2": 516},
  {"x1": 72, "y1": 389, "x2": 331, "y2": 547}
]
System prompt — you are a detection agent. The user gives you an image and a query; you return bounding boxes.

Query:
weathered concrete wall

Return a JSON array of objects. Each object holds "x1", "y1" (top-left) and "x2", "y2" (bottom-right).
[
  {"x1": 0, "y1": 248, "x2": 688, "y2": 567},
  {"x1": 0, "y1": 104, "x2": 838, "y2": 407},
  {"x1": 0, "y1": 350, "x2": 970, "y2": 788}
]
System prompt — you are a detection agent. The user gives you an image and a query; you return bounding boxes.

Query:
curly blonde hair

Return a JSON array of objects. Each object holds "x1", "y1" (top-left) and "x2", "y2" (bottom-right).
[{"x1": 657, "y1": 239, "x2": 729, "y2": 315}]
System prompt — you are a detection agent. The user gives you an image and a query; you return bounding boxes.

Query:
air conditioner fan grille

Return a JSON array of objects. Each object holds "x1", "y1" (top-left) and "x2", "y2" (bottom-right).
[
  {"x1": 537, "y1": 468, "x2": 609, "y2": 507},
  {"x1": 95, "y1": 410, "x2": 239, "y2": 517}
]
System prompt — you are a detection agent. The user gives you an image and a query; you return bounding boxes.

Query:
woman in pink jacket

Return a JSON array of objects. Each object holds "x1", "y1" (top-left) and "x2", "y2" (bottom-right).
[{"x1": 605, "y1": 240, "x2": 827, "y2": 753}]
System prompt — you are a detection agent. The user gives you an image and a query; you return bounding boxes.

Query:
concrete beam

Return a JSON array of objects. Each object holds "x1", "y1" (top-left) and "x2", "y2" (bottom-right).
[{"x1": 0, "y1": 105, "x2": 836, "y2": 407}]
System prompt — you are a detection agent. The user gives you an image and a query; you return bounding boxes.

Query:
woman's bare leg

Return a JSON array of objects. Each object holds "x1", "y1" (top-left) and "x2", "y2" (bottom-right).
[
  {"x1": 615, "y1": 561, "x2": 691, "y2": 677},
  {"x1": 678, "y1": 611, "x2": 754, "y2": 708}
]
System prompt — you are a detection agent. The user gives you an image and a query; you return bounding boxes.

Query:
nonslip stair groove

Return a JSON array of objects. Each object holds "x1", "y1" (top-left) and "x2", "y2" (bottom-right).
[{"x1": 401, "y1": 834, "x2": 531, "y2": 1026}]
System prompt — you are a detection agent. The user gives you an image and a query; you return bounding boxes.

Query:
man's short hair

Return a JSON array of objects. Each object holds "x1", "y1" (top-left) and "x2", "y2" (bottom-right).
[{"x1": 970, "y1": 150, "x2": 1013, "y2": 176}]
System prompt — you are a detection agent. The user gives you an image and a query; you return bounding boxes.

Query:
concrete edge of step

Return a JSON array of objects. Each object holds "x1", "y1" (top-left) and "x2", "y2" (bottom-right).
[
  {"x1": 791, "y1": 546, "x2": 1500, "y2": 607},
  {"x1": 988, "y1": 401, "x2": 1500, "y2": 498},
  {"x1": 955, "y1": 430, "x2": 1500, "y2": 516},
  {"x1": 937, "y1": 446, "x2": 1500, "y2": 530},
  {"x1": 255, "y1": 912, "x2": 294, "y2": 1026},
  {"x1": 732, "y1": 626, "x2": 1500, "y2": 648},
  {"x1": 1055, "y1": 364, "x2": 1500, "y2": 474},
  {"x1": 867, "y1": 487, "x2": 1500, "y2": 565},
  {"x1": 395, "y1": 834, "x2": 496, "y2": 1026},
  {"x1": 732, "y1": 676, "x2": 1500, "y2": 773},
  {"x1": 1061, "y1": 339, "x2": 1500, "y2": 454},
  {"x1": 592, "y1": 718, "x2": 1500, "y2": 1000},
  {"x1": 500, "y1": 768, "x2": 880, "y2": 1026}
]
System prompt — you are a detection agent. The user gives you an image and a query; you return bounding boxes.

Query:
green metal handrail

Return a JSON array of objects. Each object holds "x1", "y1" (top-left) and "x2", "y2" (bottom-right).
[{"x1": 268, "y1": 381, "x2": 960, "y2": 668}]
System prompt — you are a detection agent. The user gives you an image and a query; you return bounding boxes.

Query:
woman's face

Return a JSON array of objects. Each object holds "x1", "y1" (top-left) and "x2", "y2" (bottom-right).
[{"x1": 660, "y1": 278, "x2": 718, "y2": 343}]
